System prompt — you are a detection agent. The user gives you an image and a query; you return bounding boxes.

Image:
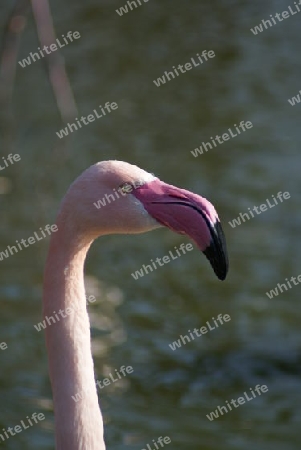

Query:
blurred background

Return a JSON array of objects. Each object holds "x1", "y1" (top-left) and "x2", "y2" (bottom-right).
[{"x1": 0, "y1": 0, "x2": 301, "y2": 448}]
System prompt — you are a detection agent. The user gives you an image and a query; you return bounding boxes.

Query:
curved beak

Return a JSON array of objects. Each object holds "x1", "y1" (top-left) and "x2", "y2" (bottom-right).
[{"x1": 132, "y1": 179, "x2": 229, "y2": 280}]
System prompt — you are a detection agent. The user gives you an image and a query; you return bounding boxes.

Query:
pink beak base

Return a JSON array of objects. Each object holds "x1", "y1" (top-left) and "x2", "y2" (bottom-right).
[{"x1": 132, "y1": 179, "x2": 229, "y2": 280}]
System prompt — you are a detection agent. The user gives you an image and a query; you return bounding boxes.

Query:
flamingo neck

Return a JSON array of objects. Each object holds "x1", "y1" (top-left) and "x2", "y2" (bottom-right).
[{"x1": 43, "y1": 220, "x2": 106, "y2": 450}]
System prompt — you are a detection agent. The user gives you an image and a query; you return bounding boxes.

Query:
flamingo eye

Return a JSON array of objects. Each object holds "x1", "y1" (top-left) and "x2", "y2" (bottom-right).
[{"x1": 118, "y1": 182, "x2": 134, "y2": 194}]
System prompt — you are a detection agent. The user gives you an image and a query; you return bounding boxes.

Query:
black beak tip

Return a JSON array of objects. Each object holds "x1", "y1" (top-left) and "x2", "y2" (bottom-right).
[
  {"x1": 217, "y1": 266, "x2": 228, "y2": 281},
  {"x1": 203, "y1": 244, "x2": 229, "y2": 280},
  {"x1": 203, "y1": 221, "x2": 229, "y2": 281}
]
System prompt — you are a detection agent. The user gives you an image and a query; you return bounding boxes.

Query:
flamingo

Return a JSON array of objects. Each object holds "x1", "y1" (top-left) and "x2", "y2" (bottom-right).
[{"x1": 43, "y1": 160, "x2": 228, "y2": 449}]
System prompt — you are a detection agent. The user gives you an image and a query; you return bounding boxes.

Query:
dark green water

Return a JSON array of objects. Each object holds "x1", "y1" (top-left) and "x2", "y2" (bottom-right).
[{"x1": 0, "y1": 0, "x2": 301, "y2": 448}]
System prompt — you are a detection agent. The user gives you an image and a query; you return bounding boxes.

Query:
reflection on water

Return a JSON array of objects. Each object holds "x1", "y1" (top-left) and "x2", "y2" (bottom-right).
[{"x1": 0, "y1": 0, "x2": 301, "y2": 448}]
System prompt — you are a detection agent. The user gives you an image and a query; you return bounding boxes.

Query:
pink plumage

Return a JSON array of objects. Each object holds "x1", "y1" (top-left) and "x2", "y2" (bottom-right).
[{"x1": 43, "y1": 161, "x2": 228, "y2": 449}]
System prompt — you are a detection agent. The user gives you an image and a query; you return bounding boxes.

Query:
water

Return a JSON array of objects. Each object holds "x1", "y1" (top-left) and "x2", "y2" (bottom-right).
[{"x1": 0, "y1": 0, "x2": 301, "y2": 448}]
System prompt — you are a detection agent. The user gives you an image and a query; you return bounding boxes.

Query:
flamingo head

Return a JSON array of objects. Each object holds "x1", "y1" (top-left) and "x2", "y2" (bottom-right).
[{"x1": 60, "y1": 161, "x2": 229, "y2": 280}]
